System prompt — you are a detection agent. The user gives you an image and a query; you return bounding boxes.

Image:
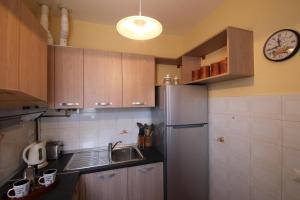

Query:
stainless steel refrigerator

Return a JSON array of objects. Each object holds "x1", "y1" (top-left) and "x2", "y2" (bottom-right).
[{"x1": 152, "y1": 85, "x2": 208, "y2": 200}]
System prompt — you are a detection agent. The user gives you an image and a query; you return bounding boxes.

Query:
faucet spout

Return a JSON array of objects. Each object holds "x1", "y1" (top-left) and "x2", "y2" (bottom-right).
[
  {"x1": 112, "y1": 141, "x2": 122, "y2": 150},
  {"x1": 108, "y1": 141, "x2": 122, "y2": 163}
]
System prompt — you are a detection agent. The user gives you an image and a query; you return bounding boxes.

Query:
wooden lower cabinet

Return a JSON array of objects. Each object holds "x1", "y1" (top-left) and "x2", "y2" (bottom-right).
[
  {"x1": 72, "y1": 181, "x2": 80, "y2": 200},
  {"x1": 128, "y1": 163, "x2": 164, "y2": 200},
  {"x1": 80, "y1": 168, "x2": 127, "y2": 200},
  {"x1": 78, "y1": 163, "x2": 163, "y2": 200}
]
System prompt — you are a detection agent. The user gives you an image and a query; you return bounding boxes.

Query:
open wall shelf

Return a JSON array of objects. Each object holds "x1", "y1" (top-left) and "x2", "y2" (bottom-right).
[{"x1": 156, "y1": 27, "x2": 254, "y2": 85}]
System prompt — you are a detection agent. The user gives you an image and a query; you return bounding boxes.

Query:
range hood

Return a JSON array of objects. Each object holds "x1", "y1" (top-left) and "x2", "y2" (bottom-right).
[{"x1": 0, "y1": 106, "x2": 47, "y2": 126}]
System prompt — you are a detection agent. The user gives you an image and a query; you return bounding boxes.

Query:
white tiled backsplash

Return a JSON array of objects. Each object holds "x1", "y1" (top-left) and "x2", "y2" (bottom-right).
[
  {"x1": 40, "y1": 108, "x2": 152, "y2": 151},
  {"x1": 209, "y1": 94, "x2": 300, "y2": 200},
  {"x1": 0, "y1": 121, "x2": 35, "y2": 186}
]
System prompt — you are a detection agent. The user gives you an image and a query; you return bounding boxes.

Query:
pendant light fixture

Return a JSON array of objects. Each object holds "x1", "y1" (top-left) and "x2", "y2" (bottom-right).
[{"x1": 116, "y1": 0, "x2": 163, "y2": 40}]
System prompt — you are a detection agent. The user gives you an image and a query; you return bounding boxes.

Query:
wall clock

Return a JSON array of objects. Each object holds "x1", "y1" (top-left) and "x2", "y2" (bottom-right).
[{"x1": 263, "y1": 29, "x2": 299, "y2": 61}]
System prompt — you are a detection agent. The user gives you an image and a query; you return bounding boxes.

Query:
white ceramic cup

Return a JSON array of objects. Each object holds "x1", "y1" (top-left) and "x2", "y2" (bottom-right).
[
  {"x1": 38, "y1": 169, "x2": 57, "y2": 187},
  {"x1": 7, "y1": 179, "x2": 30, "y2": 198}
]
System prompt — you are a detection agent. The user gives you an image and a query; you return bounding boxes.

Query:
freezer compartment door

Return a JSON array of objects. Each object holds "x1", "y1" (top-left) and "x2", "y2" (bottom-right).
[
  {"x1": 165, "y1": 85, "x2": 207, "y2": 125},
  {"x1": 166, "y1": 125, "x2": 208, "y2": 200}
]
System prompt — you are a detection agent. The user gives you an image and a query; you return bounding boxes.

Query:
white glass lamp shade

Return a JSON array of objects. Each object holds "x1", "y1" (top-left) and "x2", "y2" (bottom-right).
[{"x1": 116, "y1": 15, "x2": 163, "y2": 40}]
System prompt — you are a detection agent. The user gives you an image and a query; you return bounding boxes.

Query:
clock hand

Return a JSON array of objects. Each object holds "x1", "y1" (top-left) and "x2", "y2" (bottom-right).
[
  {"x1": 277, "y1": 38, "x2": 282, "y2": 47},
  {"x1": 266, "y1": 46, "x2": 279, "y2": 51}
]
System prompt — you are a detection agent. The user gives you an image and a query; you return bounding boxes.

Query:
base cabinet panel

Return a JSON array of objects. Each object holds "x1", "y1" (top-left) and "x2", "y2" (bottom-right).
[
  {"x1": 78, "y1": 163, "x2": 163, "y2": 200},
  {"x1": 80, "y1": 168, "x2": 127, "y2": 200},
  {"x1": 128, "y1": 163, "x2": 164, "y2": 200}
]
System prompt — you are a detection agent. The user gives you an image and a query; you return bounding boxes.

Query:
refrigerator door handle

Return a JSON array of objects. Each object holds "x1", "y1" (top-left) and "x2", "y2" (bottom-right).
[{"x1": 168, "y1": 123, "x2": 207, "y2": 129}]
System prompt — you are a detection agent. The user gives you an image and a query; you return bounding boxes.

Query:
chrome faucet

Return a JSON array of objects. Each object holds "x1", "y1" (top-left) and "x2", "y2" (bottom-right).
[{"x1": 108, "y1": 141, "x2": 122, "y2": 162}]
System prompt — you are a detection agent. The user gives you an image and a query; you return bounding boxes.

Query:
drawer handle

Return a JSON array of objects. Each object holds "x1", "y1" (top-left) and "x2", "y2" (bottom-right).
[
  {"x1": 59, "y1": 102, "x2": 79, "y2": 106},
  {"x1": 216, "y1": 137, "x2": 225, "y2": 143},
  {"x1": 95, "y1": 102, "x2": 112, "y2": 106},
  {"x1": 138, "y1": 167, "x2": 154, "y2": 173},
  {"x1": 132, "y1": 102, "x2": 145, "y2": 106},
  {"x1": 98, "y1": 173, "x2": 116, "y2": 180}
]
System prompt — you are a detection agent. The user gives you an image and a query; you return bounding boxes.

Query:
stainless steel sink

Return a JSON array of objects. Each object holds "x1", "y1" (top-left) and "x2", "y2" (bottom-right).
[
  {"x1": 64, "y1": 146, "x2": 144, "y2": 171},
  {"x1": 111, "y1": 146, "x2": 144, "y2": 163}
]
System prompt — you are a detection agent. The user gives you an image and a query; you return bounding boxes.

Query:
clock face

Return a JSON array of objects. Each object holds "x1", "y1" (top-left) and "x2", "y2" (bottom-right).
[{"x1": 263, "y1": 29, "x2": 299, "y2": 61}]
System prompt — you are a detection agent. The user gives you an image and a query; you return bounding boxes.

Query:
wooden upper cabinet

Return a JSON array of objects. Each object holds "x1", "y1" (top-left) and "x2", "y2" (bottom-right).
[
  {"x1": 47, "y1": 46, "x2": 55, "y2": 108},
  {"x1": 122, "y1": 53, "x2": 155, "y2": 107},
  {"x1": 128, "y1": 163, "x2": 164, "y2": 200},
  {"x1": 181, "y1": 56, "x2": 201, "y2": 84},
  {"x1": 84, "y1": 49, "x2": 122, "y2": 108},
  {"x1": 0, "y1": 0, "x2": 20, "y2": 91},
  {"x1": 54, "y1": 46, "x2": 83, "y2": 109},
  {"x1": 19, "y1": 0, "x2": 47, "y2": 101}
]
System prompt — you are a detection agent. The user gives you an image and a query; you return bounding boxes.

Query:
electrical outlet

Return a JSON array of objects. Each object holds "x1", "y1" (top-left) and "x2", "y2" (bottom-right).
[{"x1": 120, "y1": 130, "x2": 128, "y2": 134}]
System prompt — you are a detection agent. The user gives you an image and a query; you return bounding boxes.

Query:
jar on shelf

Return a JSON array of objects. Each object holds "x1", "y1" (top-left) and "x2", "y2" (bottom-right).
[
  {"x1": 163, "y1": 74, "x2": 173, "y2": 85},
  {"x1": 173, "y1": 75, "x2": 180, "y2": 85}
]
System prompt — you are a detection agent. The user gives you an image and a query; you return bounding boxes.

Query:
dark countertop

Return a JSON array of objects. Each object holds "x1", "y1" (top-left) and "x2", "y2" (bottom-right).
[{"x1": 0, "y1": 147, "x2": 163, "y2": 200}]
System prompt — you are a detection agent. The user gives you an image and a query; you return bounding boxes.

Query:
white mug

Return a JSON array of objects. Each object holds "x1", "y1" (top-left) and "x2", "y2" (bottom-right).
[
  {"x1": 7, "y1": 179, "x2": 30, "y2": 198},
  {"x1": 38, "y1": 169, "x2": 57, "y2": 187}
]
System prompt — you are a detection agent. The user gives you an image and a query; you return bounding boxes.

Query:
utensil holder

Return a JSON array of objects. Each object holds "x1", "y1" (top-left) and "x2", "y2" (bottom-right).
[
  {"x1": 144, "y1": 136, "x2": 152, "y2": 148},
  {"x1": 138, "y1": 135, "x2": 145, "y2": 149}
]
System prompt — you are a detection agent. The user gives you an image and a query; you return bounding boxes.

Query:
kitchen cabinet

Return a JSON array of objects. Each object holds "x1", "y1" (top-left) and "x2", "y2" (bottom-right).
[
  {"x1": 156, "y1": 27, "x2": 254, "y2": 85},
  {"x1": 185, "y1": 27, "x2": 254, "y2": 84},
  {"x1": 181, "y1": 56, "x2": 202, "y2": 84},
  {"x1": 48, "y1": 47, "x2": 155, "y2": 109},
  {"x1": 0, "y1": 0, "x2": 20, "y2": 91},
  {"x1": 122, "y1": 53, "x2": 155, "y2": 107},
  {"x1": 72, "y1": 181, "x2": 80, "y2": 200},
  {"x1": 19, "y1": 0, "x2": 47, "y2": 101},
  {"x1": 84, "y1": 49, "x2": 122, "y2": 108},
  {"x1": 128, "y1": 163, "x2": 164, "y2": 200},
  {"x1": 0, "y1": 0, "x2": 47, "y2": 105},
  {"x1": 47, "y1": 46, "x2": 55, "y2": 108},
  {"x1": 80, "y1": 168, "x2": 127, "y2": 200},
  {"x1": 54, "y1": 46, "x2": 84, "y2": 109},
  {"x1": 78, "y1": 163, "x2": 163, "y2": 200}
]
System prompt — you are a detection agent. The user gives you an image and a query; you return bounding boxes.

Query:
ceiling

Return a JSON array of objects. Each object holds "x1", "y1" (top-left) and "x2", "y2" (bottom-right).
[{"x1": 34, "y1": 0, "x2": 223, "y2": 35}]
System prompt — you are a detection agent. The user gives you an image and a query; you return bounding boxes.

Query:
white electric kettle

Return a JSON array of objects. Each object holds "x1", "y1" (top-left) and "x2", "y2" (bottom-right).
[{"x1": 22, "y1": 141, "x2": 48, "y2": 168}]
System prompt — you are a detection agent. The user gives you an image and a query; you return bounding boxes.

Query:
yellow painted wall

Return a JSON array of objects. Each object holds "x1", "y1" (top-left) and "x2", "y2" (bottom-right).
[
  {"x1": 23, "y1": 0, "x2": 183, "y2": 58},
  {"x1": 183, "y1": 0, "x2": 300, "y2": 97},
  {"x1": 26, "y1": 0, "x2": 300, "y2": 97},
  {"x1": 48, "y1": 17, "x2": 183, "y2": 58},
  {"x1": 156, "y1": 65, "x2": 181, "y2": 85}
]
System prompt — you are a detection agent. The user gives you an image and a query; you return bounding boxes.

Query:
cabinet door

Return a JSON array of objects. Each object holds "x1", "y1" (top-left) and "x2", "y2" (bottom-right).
[
  {"x1": 54, "y1": 46, "x2": 83, "y2": 109},
  {"x1": 84, "y1": 49, "x2": 122, "y2": 108},
  {"x1": 19, "y1": 1, "x2": 47, "y2": 101},
  {"x1": 47, "y1": 46, "x2": 55, "y2": 108},
  {"x1": 72, "y1": 180, "x2": 80, "y2": 200},
  {"x1": 80, "y1": 168, "x2": 127, "y2": 200},
  {"x1": 128, "y1": 163, "x2": 164, "y2": 200},
  {"x1": 122, "y1": 53, "x2": 155, "y2": 107},
  {"x1": 0, "y1": 0, "x2": 20, "y2": 91}
]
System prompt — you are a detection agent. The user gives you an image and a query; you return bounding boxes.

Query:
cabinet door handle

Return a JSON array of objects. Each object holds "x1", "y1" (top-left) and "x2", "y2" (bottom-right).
[
  {"x1": 132, "y1": 102, "x2": 145, "y2": 106},
  {"x1": 59, "y1": 102, "x2": 79, "y2": 106},
  {"x1": 95, "y1": 102, "x2": 112, "y2": 106},
  {"x1": 216, "y1": 137, "x2": 225, "y2": 143},
  {"x1": 98, "y1": 173, "x2": 116, "y2": 180},
  {"x1": 138, "y1": 167, "x2": 154, "y2": 173}
]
